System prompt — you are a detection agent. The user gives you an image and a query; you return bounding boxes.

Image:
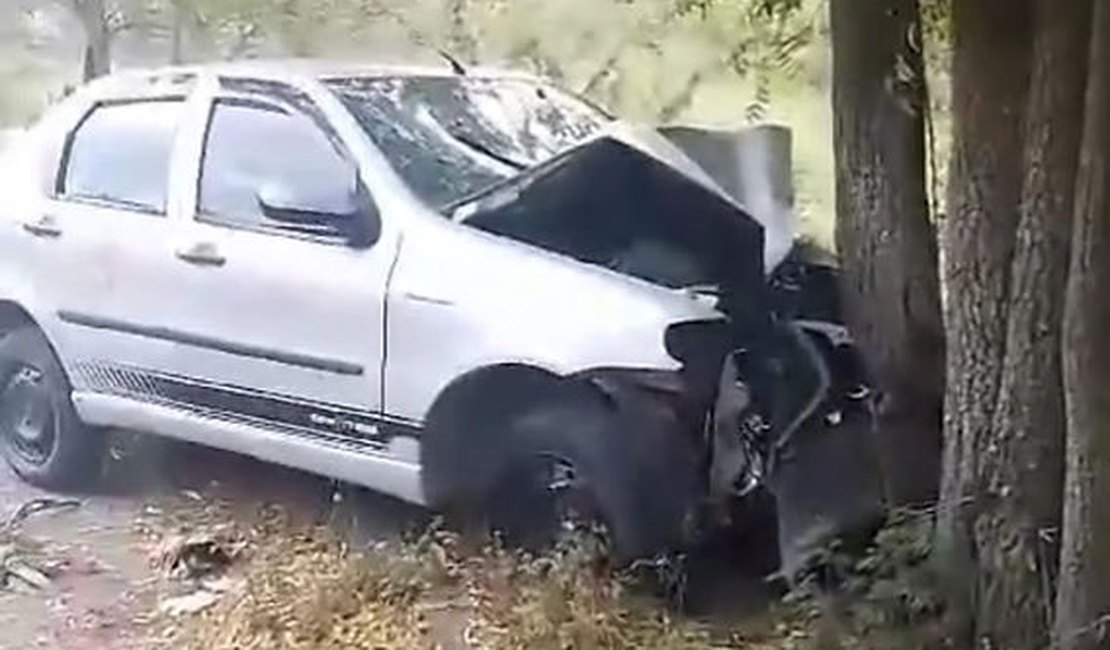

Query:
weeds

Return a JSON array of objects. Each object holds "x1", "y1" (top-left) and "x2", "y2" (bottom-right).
[
  {"x1": 782, "y1": 508, "x2": 947, "y2": 649},
  {"x1": 140, "y1": 490, "x2": 957, "y2": 650},
  {"x1": 148, "y1": 504, "x2": 798, "y2": 650}
]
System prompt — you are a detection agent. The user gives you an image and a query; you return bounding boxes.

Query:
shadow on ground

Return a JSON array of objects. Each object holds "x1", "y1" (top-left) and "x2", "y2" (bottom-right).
[
  {"x1": 100, "y1": 432, "x2": 432, "y2": 544},
  {"x1": 100, "y1": 432, "x2": 783, "y2": 619}
]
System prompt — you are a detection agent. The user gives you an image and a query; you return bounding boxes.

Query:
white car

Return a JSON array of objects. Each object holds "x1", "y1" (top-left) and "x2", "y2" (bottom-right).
[{"x1": 0, "y1": 61, "x2": 853, "y2": 557}]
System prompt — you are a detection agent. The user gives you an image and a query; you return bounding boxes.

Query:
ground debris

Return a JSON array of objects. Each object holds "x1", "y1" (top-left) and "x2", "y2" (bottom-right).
[
  {"x1": 2, "y1": 552, "x2": 51, "y2": 592},
  {"x1": 0, "y1": 499, "x2": 77, "y2": 594},
  {"x1": 1, "y1": 498, "x2": 81, "y2": 534},
  {"x1": 158, "y1": 589, "x2": 222, "y2": 617},
  {"x1": 151, "y1": 529, "x2": 244, "y2": 580}
]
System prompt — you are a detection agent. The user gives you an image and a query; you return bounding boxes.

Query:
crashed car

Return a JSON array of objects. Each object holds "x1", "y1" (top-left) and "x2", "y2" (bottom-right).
[{"x1": 0, "y1": 61, "x2": 869, "y2": 559}]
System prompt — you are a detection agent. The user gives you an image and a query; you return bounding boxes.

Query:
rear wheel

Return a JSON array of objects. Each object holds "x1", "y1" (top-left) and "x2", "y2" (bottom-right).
[{"x1": 0, "y1": 327, "x2": 103, "y2": 490}]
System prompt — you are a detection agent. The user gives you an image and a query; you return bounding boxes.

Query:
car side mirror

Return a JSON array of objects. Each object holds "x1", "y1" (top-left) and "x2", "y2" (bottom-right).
[{"x1": 256, "y1": 170, "x2": 379, "y2": 248}]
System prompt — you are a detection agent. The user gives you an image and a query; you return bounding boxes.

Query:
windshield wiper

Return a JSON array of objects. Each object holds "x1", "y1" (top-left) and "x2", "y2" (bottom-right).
[{"x1": 449, "y1": 131, "x2": 528, "y2": 171}]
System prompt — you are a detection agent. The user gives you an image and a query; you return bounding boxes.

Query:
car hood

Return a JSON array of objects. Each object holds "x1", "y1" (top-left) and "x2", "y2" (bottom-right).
[
  {"x1": 512, "y1": 120, "x2": 794, "y2": 271},
  {"x1": 451, "y1": 131, "x2": 767, "y2": 311}
]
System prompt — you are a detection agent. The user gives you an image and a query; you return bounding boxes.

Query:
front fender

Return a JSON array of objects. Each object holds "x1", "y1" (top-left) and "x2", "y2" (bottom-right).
[{"x1": 383, "y1": 216, "x2": 732, "y2": 422}]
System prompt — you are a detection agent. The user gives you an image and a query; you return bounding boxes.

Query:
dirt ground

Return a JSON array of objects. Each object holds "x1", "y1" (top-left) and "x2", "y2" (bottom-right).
[
  {"x1": 0, "y1": 460, "x2": 151, "y2": 650},
  {"x1": 0, "y1": 436, "x2": 780, "y2": 650},
  {"x1": 0, "y1": 437, "x2": 429, "y2": 650}
]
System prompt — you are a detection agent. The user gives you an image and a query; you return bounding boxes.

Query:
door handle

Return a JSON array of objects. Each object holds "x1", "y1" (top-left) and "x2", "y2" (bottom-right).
[
  {"x1": 403, "y1": 292, "x2": 455, "y2": 307},
  {"x1": 21, "y1": 216, "x2": 62, "y2": 238},
  {"x1": 175, "y1": 242, "x2": 226, "y2": 267}
]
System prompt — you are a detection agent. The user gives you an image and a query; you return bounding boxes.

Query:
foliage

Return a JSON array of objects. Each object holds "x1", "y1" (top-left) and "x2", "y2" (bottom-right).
[
  {"x1": 10, "y1": 0, "x2": 841, "y2": 243},
  {"x1": 783, "y1": 508, "x2": 948, "y2": 648},
  {"x1": 69, "y1": 0, "x2": 816, "y2": 124}
]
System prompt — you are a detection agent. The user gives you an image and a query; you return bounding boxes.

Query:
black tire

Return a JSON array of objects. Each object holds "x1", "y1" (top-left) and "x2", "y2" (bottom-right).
[
  {"x1": 0, "y1": 326, "x2": 103, "y2": 490},
  {"x1": 476, "y1": 383, "x2": 702, "y2": 559}
]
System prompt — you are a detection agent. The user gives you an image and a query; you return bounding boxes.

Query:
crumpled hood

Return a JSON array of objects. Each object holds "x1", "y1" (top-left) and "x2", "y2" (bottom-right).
[
  {"x1": 451, "y1": 119, "x2": 790, "y2": 275},
  {"x1": 657, "y1": 126, "x2": 797, "y2": 271},
  {"x1": 593, "y1": 122, "x2": 731, "y2": 196},
  {"x1": 454, "y1": 131, "x2": 767, "y2": 305}
]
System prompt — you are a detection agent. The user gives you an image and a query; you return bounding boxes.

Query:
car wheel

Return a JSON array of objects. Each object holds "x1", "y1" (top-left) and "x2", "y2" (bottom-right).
[
  {"x1": 0, "y1": 326, "x2": 103, "y2": 490},
  {"x1": 478, "y1": 386, "x2": 694, "y2": 559},
  {"x1": 486, "y1": 443, "x2": 606, "y2": 551}
]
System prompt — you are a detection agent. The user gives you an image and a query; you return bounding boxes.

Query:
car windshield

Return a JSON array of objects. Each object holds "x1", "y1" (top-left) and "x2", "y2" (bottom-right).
[{"x1": 325, "y1": 75, "x2": 608, "y2": 209}]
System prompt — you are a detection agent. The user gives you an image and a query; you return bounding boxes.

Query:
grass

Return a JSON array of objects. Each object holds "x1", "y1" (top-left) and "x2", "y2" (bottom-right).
[
  {"x1": 141, "y1": 492, "x2": 954, "y2": 650},
  {"x1": 144, "y1": 499, "x2": 805, "y2": 650}
]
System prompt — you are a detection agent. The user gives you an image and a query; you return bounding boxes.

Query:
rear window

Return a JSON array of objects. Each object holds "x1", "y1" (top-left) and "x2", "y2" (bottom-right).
[{"x1": 61, "y1": 99, "x2": 184, "y2": 214}]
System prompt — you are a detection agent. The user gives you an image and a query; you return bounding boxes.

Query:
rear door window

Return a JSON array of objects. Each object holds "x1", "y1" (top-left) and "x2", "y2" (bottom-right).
[{"x1": 61, "y1": 100, "x2": 185, "y2": 214}]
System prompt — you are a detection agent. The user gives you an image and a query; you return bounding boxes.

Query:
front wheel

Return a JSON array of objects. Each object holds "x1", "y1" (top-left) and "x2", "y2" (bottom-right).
[
  {"x1": 475, "y1": 385, "x2": 701, "y2": 559},
  {"x1": 0, "y1": 327, "x2": 104, "y2": 490}
]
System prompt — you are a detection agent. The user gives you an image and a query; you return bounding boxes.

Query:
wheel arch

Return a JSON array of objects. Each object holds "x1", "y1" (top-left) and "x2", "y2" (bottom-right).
[
  {"x1": 419, "y1": 361, "x2": 707, "y2": 556},
  {"x1": 0, "y1": 300, "x2": 40, "y2": 338},
  {"x1": 420, "y1": 362, "x2": 602, "y2": 508}
]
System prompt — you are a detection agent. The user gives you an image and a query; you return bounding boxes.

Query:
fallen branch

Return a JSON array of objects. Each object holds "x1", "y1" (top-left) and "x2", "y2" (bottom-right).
[{"x1": 1, "y1": 498, "x2": 81, "y2": 535}]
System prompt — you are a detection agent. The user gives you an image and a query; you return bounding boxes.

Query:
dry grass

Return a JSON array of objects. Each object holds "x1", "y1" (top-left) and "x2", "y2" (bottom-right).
[
  {"x1": 140, "y1": 493, "x2": 954, "y2": 650},
  {"x1": 144, "y1": 502, "x2": 801, "y2": 650},
  {"x1": 160, "y1": 533, "x2": 434, "y2": 648}
]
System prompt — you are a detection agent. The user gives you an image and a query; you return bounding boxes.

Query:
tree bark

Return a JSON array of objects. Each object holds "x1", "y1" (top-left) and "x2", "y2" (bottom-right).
[
  {"x1": 829, "y1": 0, "x2": 944, "y2": 507},
  {"x1": 64, "y1": 0, "x2": 110, "y2": 81},
  {"x1": 1054, "y1": 5, "x2": 1110, "y2": 647},
  {"x1": 933, "y1": 0, "x2": 1033, "y2": 641},
  {"x1": 447, "y1": 0, "x2": 477, "y2": 65},
  {"x1": 972, "y1": 0, "x2": 1092, "y2": 646},
  {"x1": 169, "y1": 0, "x2": 184, "y2": 65}
]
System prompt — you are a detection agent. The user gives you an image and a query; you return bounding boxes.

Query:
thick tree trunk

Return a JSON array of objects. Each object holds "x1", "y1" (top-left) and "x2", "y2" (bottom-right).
[
  {"x1": 934, "y1": 0, "x2": 1033, "y2": 640},
  {"x1": 830, "y1": 0, "x2": 944, "y2": 508},
  {"x1": 972, "y1": 0, "x2": 1092, "y2": 646},
  {"x1": 1054, "y1": 5, "x2": 1110, "y2": 647}
]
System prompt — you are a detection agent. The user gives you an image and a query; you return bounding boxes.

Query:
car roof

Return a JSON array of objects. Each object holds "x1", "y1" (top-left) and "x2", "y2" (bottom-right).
[{"x1": 84, "y1": 58, "x2": 549, "y2": 98}]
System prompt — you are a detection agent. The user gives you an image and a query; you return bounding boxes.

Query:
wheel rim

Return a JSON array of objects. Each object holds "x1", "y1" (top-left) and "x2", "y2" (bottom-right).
[
  {"x1": 491, "y1": 452, "x2": 601, "y2": 548},
  {"x1": 0, "y1": 364, "x2": 57, "y2": 467},
  {"x1": 537, "y1": 453, "x2": 588, "y2": 531}
]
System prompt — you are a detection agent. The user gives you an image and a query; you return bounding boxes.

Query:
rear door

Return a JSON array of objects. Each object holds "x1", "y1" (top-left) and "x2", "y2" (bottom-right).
[{"x1": 30, "y1": 91, "x2": 191, "y2": 379}]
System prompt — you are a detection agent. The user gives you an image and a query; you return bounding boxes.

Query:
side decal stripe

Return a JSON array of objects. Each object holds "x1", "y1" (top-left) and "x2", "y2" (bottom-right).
[{"x1": 71, "y1": 362, "x2": 420, "y2": 450}]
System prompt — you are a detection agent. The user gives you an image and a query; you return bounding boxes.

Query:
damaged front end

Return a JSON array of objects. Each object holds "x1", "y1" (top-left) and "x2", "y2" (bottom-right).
[
  {"x1": 446, "y1": 131, "x2": 858, "y2": 553},
  {"x1": 569, "y1": 314, "x2": 839, "y2": 555},
  {"x1": 332, "y1": 71, "x2": 875, "y2": 560}
]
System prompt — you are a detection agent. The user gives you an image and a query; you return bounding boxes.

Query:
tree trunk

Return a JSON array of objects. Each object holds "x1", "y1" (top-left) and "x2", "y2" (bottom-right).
[
  {"x1": 972, "y1": 0, "x2": 1092, "y2": 645},
  {"x1": 447, "y1": 0, "x2": 477, "y2": 65},
  {"x1": 69, "y1": 0, "x2": 110, "y2": 81},
  {"x1": 169, "y1": 0, "x2": 184, "y2": 65},
  {"x1": 1054, "y1": 5, "x2": 1110, "y2": 647},
  {"x1": 829, "y1": 0, "x2": 943, "y2": 507},
  {"x1": 934, "y1": 0, "x2": 1033, "y2": 640}
]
